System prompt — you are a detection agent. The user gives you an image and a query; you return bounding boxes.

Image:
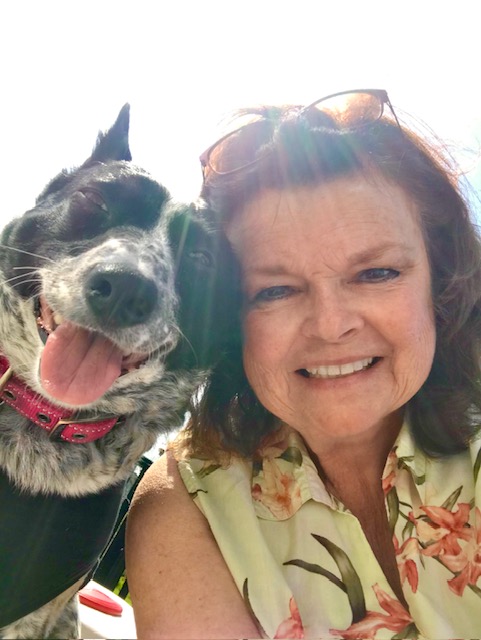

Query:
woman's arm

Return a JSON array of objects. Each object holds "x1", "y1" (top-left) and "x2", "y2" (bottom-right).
[{"x1": 126, "y1": 449, "x2": 260, "y2": 640}]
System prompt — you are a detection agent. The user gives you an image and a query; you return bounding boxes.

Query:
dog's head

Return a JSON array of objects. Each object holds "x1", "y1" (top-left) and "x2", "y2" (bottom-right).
[
  {"x1": 0, "y1": 106, "x2": 177, "y2": 410},
  {"x1": 0, "y1": 105, "x2": 240, "y2": 417}
]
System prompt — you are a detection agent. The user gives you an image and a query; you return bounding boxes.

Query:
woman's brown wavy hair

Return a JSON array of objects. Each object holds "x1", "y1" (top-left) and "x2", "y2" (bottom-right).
[{"x1": 182, "y1": 106, "x2": 481, "y2": 460}]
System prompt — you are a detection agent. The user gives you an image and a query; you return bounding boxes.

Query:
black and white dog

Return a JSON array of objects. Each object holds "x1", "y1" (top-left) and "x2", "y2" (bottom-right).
[{"x1": 0, "y1": 105, "x2": 237, "y2": 638}]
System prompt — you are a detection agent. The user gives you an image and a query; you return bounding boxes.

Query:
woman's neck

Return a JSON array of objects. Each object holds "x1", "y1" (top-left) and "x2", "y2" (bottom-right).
[{"x1": 302, "y1": 410, "x2": 404, "y2": 496}]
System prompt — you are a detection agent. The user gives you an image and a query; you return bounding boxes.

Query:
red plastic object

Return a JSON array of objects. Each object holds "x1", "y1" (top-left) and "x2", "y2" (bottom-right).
[{"x1": 79, "y1": 587, "x2": 123, "y2": 616}]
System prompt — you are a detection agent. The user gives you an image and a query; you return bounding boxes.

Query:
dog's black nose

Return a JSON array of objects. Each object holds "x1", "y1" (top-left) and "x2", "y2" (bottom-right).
[{"x1": 86, "y1": 265, "x2": 158, "y2": 327}]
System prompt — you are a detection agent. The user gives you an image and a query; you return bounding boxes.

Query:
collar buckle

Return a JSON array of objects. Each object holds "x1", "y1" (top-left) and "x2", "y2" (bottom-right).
[
  {"x1": 49, "y1": 415, "x2": 119, "y2": 443},
  {"x1": 0, "y1": 366, "x2": 13, "y2": 394}
]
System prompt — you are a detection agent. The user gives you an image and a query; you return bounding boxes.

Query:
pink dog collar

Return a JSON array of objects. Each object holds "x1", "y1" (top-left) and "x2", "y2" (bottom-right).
[{"x1": 0, "y1": 355, "x2": 119, "y2": 443}]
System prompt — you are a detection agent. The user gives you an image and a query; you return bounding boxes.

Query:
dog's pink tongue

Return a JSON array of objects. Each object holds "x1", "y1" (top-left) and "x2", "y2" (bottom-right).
[{"x1": 40, "y1": 322, "x2": 123, "y2": 405}]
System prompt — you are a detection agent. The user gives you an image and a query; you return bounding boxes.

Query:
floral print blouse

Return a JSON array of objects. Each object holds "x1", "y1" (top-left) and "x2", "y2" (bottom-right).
[{"x1": 176, "y1": 422, "x2": 481, "y2": 639}]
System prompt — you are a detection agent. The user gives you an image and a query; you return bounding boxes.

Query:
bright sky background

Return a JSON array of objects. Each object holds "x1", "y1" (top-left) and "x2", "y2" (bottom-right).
[{"x1": 1, "y1": 0, "x2": 480, "y2": 226}]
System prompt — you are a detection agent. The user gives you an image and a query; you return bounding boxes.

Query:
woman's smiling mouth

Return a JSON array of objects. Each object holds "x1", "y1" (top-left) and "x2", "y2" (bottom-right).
[{"x1": 300, "y1": 357, "x2": 379, "y2": 379}]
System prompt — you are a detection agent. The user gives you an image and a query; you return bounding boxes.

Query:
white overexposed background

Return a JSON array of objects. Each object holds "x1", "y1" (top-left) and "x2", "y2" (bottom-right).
[{"x1": 0, "y1": 0, "x2": 480, "y2": 226}]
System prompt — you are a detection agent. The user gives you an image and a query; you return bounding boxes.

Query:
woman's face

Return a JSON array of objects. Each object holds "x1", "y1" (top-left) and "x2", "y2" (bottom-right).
[{"x1": 225, "y1": 175, "x2": 436, "y2": 448}]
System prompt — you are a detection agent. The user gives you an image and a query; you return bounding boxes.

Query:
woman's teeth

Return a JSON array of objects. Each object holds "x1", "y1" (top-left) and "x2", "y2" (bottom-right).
[{"x1": 305, "y1": 357, "x2": 374, "y2": 379}]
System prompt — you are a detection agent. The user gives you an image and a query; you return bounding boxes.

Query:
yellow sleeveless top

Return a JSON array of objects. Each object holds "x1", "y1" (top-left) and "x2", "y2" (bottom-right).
[{"x1": 175, "y1": 423, "x2": 481, "y2": 639}]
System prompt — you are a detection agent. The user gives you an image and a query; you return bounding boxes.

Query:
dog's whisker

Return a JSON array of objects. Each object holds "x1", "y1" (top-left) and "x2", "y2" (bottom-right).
[
  {"x1": 2, "y1": 270, "x2": 39, "y2": 281},
  {"x1": 6, "y1": 278, "x2": 41, "y2": 290},
  {"x1": 2, "y1": 272, "x2": 38, "y2": 285},
  {"x1": 12, "y1": 265, "x2": 41, "y2": 270},
  {"x1": 0, "y1": 244, "x2": 53, "y2": 263},
  {"x1": 25, "y1": 292, "x2": 40, "y2": 305},
  {"x1": 176, "y1": 326, "x2": 200, "y2": 365},
  {"x1": 1, "y1": 276, "x2": 39, "y2": 288}
]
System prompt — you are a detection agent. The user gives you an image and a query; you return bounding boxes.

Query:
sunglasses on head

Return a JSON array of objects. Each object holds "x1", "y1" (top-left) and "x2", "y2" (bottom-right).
[{"x1": 200, "y1": 89, "x2": 401, "y2": 179}]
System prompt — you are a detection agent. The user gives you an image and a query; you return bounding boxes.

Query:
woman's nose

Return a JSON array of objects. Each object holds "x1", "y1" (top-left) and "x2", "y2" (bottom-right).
[{"x1": 301, "y1": 287, "x2": 364, "y2": 342}]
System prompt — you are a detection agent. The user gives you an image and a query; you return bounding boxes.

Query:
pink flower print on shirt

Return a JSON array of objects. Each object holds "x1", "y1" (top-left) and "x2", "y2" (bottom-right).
[
  {"x1": 409, "y1": 501, "x2": 481, "y2": 597},
  {"x1": 441, "y1": 507, "x2": 481, "y2": 596},
  {"x1": 274, "y1": 597, "x2": 304, "y2": 639},
  {"x1": 256, "y1": 425, "x2": 295, "y2": 460},
  {"x1": 252, "y1": 458, "x2": 302, "y2": 519},
  {"x1": 394, "y1": 536, "x2": 420, "y2": 593},
  {"x1": 413, "y1": 503, "x2": 472, "y2": 558},
  {"x1": 381, "y1": 449, "x2": 398, "y2": 495},
  {"x1": 330, "y1": 584, "x2": 414, "y2": 640}
]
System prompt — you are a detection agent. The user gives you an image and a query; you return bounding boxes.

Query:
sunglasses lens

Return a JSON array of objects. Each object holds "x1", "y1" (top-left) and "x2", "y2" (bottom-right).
[
  {"x1": 309, "y1": 92, "x2": 383, "y2": 129},
  {"x1": 205, "y1": 114, "x2": 272, "y2": 175}
]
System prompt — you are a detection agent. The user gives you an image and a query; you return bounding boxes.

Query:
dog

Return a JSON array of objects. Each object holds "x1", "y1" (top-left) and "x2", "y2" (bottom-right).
[{"x1": 0, "y1": 105, "x2": 238, "y2": 638}]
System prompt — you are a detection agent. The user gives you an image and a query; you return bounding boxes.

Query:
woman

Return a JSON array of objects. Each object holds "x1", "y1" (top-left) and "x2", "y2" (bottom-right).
[{"x1": 126, "y1": 90, "x2": 481, "y2": 639}]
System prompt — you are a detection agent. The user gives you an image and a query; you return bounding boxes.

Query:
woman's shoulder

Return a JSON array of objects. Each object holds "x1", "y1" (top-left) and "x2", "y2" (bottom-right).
[
  {"x1": 126, "y1": 450, "x2": 261, "y2": 638},
  {"x1": 126, "y1": 449, "x2": 211, "y2": 569},
  {"x1": 128, "y1": 449, "x2": 197, "y2": 522}
]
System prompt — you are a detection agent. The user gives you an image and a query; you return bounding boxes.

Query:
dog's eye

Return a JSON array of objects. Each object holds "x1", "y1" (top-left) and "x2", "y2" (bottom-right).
[
  {"x1": 188, "y1": 250, "x2": 214, "y2": 268},
  {"x1": 77, "y1": 189, "x2": 108, "y2": 212}
]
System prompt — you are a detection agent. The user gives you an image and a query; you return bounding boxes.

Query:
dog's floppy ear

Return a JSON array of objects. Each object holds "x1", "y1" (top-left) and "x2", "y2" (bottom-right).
[
  {"x1": 83, "y1": 103, "x2": 132, "y2": 166},
  {"x1": 166, "y1": 203, "x2": 242, "y2": 372}
]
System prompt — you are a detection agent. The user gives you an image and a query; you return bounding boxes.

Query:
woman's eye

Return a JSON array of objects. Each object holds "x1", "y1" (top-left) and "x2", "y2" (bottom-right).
[
  {"x1": 358, "y1": 268, "x2": 400, "y2": 282},
  {"x1": 251, "y1": 285, "x2": 294, "y2": 304}
]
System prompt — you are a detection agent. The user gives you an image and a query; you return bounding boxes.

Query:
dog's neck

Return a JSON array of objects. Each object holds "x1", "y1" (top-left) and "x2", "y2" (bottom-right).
[{"x1": 0, "y1": 355, "x2": 119, "y2": 443}]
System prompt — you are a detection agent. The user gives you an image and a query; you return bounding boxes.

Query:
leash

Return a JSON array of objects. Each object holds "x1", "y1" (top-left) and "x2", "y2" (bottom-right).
[{"x1": 0, "y1": 355, "x2": 119, "y2": 443}]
